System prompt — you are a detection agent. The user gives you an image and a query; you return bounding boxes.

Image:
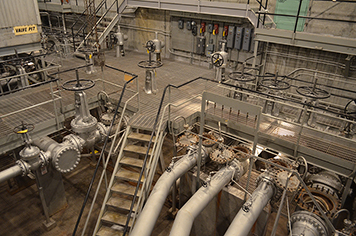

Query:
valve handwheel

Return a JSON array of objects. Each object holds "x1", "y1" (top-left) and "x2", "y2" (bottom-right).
[
  {"x1": 228, "y1": 72, "x2": 256, "y2": 82},
  {"x1": 211, "y1": 53, "x2": 224, "y2": 67},
  {"x1": 260, "y1": 79, "x2": 290, "y2": 90},
  {"x1": 62, "y1": 79, "x2": 95, "y2": 91},
  {"x1": 13, "y1": 122, "x2": 34, "y2": 134},
  {"x1": 146, "y1": 40, "x2": 155, "y2": 53},
  {"x1": 296, "y1": 86, "x2": 330, "y2": 100}
]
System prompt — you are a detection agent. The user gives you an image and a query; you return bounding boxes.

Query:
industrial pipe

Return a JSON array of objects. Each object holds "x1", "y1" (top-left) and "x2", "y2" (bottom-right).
[
  {"x1": 169, "y1": 159, "x2": 244, "y2": 236},
  {"x1": 224, "y1": 174, "x2": 275, "y2": 236},
  {"x1": 130, "y1": 146, "x2": 208, "y2": 236},
  {"x1": 0, "y1": 165, "x2": 23, "y2": 183}
]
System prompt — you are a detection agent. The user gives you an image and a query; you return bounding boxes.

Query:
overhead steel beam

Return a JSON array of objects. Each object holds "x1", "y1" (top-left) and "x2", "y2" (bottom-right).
[
  {"x1": 255, "y1": 28, "x2": 356, "y2": 56},
  {"x1": 127, "y1": 0, "x2": 259, "y2": 27}
]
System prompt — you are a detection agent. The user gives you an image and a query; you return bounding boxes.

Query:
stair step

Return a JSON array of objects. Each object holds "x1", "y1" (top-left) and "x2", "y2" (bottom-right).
[
  {"x1": 111, "y1": 182, "x2": 141, "y2": 196},
  {"x1": 97, "y1": 225, "x2": 123, "y2": 236},
  {"x1": 121, "y1": 156, "x2": 144, "y2": 168},
  {"x1": 124, "y1": 145, "x2": 152, "y2": 155},
  {"x1": 102, "y1": 211, "x2": 132, "y2": 227},
  {"x1": 115, "y1": 168, "x2": 144, "y2": 182},
  {"x1": 128, "y1": 133, "x2": 155, "y2": 142},
  {"x1": 107, "y1": 195, "x2": 137, "y2": 211}
]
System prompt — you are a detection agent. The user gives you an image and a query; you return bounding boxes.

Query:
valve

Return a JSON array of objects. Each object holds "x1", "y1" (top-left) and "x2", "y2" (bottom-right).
[
  {"x1": 222, "y1": 25, "x2": 229, "y2": 38},
  {"x1": 211, "y1": 53, "x2": 224, "y2": 67},
  {"x1": 213, "y1": 24, "x2": 219, "y2": 35},
  {"x1": 200, "y1": 22, "x2": 206, "y2": 34}
]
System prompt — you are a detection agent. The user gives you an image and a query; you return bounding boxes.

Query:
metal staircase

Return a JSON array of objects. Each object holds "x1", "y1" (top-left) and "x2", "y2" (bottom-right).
[
  {"x1": 93, "y1": 125, "x2": 166, "y2": 236},
  {"x1": 72, "y1": 0, "x2": 137, "y2": 52},
  {"x1": 94, "y1": 127, "x2": 154, "y2": 236}
]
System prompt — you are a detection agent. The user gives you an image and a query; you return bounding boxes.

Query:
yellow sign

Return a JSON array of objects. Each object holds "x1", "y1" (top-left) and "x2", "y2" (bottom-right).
[{"x1": 13, "y1": 25, "x2": 38, "y2": 36}]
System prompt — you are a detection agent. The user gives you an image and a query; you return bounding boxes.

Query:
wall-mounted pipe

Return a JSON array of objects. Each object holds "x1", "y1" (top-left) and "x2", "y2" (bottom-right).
[
  {"x1": 169, "y1": 159, "x2": 244, "y2": 236},
  {"x1": 130, "y1": 146, "x2": 208, "y2": 236},
  {"x1": 224, "y1": 174, "x2": 275, "y2": 236}
]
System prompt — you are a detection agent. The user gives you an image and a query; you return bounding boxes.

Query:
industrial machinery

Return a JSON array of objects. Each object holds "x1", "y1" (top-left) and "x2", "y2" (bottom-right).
[
  {"x1": 211, "y1": 42, "x2": 228, "y2": 82},
  {"x1": 228, "y1": 63, "x2": 258, "y2": 101},
  {"x1": 114, "y1": 26, "x2": 128, "y2": 57},
  {"x1": 138, "y1": 40, "x2": 163, "y2": 94}
]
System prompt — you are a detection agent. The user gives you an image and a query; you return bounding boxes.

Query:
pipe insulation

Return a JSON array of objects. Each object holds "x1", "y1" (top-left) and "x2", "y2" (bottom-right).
[
  {"x1": 130, "y1": 146, "x2": 208, "y2": 236},
  {"x1": 0, "y1": 165, "x2": 23, "y2": 183},
  {"x1": 169, "y1": 159, "x2": 244, "y2": 236},
  {"x1": 224, "y1": 174, "x2": 275, "y2": 236}
]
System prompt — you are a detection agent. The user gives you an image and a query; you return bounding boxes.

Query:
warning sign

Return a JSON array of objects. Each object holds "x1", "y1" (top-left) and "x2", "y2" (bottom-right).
[{"x1": 13, "y1": 25, "x2": 38, "y2": 36}]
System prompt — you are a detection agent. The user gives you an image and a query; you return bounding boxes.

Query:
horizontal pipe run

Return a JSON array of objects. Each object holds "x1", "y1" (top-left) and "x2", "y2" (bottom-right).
[
  {"x1": 0, "y1": 165, "x2": 23, "y2": 183},
  {"x1": 224, "y1": 180, "x2": 274, "y2": 236},
  {"x1": 130, "y1": 151, "x2": 198, "y2": 236},
  {"x1": 169, "y1": 161, "x2": 241, "y2": 236}
]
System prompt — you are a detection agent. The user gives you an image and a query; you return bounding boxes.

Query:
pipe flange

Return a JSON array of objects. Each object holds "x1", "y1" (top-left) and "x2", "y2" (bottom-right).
[
  {"x1": 70, "y1": 116, "x2": 98, "y2": 134},
  {"x1": 19, "y1": 146, "x2": 40, "y2": 161},
  {"x1": 230, "y1": 144, "x2": 251, "y2": 162},
  {"x1": 16, "y1": 160, "x2": 29, "y2": 176},
  {"x1": 38, "y1": 151, "x2": 49, "y2": 167},
  {"x1": 290, "y1": 211, "x2": 329, "y2": 236},
  {"x1": 52, "y1": 145, "x2": 81, "y2": 173},
  {"x1": 306, "y1": 171, "x2": 343, "y2": 194},
  {"x1": 100, "y1": 112, "x2": 119, "y2": 126},
  {"x1": 177, "y1": 133, "x2": 198, "y2": 147},
  {"x1": 266, "y1": 157, "x2": 293, "y2": 172},
  {"x1": 97, "y1": 122, "x2": 108, "y2": 143},
  {"x1": 63, "y1": 134, "x2": 85, "y2": 152},
  {"x1": 274, "y1": 170, "x2": 300, "y2": 192},
  {"x1": 296, "y1": 186, "x2": 341, "y2": 219},
  {"x1": 210, "y1": 148, "x2": 235, "y2": 164},
  {"x1": 202, "y1": 132, "x2": 218, "y2": 147}
]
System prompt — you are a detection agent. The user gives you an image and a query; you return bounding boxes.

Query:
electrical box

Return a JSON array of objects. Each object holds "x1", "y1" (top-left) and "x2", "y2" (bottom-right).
[
  {"x1": 234, "y1": 27, "x2": 243, "y2": 50},
  {"x1": 191, "y1": 21, "x2": 198, "y2": 36},
  {"x1": 242, "y1": 28, "x2": 252, "y2": 51},
  {"x1": 206, "y1": 39, "x2": 214, "y2": 56},
  {"x1": 207, "y1": 24, "x2": 214, "y2": 34},
  {"x1": 218, "y1": 40, "x2": 227, "y2": 52},
  {"x1": 187, "y1": 21, "x2": 192, "y2": 30},
  {"x1": 226, "y1": 26, "x2": 235, "y2": 49},
  {"x1": 178, "y1": 19, "x2": 184, "y2": 29},
  {"x1": 196, "y1": 36, "x2": 206, "y2": 55}
]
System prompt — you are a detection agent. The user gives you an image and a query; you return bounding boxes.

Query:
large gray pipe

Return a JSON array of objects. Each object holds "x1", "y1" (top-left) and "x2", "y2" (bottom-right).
[
  {"x1": 130, "y1": 147, "x2": 207, "y2": 236},
  {"x1": 169, "y1": 159, "x2": 243, "y2": 236},
  {"x1": 0, "y1": 165, "x2": 23, "y2": 183},
  {"x1": 224, "y1": 175, "x2": 275, "y2": 236}
]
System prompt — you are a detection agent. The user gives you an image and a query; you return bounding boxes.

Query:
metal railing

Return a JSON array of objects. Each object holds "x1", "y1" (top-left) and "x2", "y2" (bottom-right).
[
  {"x1": 70, "y1": 0, "x2": 118, "y2": 51},
  {"x1": 72, "y1": 64, "x2": 139, "y2": 236}
]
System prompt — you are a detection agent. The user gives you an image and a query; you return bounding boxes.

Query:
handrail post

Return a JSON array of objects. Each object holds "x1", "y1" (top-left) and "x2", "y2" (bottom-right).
[{"x1": 294, "y1": 0, "x2": 303, "y2": 33}]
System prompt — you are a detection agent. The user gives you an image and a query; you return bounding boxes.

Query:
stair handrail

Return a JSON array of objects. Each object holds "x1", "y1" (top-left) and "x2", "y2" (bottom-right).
[
  {"x1": 71, "y1": 0, "x2": 114, "y2": 51},
  {"x1": 72, "y1": 65, "x2": 139, "y2": 236},
  {"x1": 129, "y1": 93, "x2": 204, "y2": 233}
]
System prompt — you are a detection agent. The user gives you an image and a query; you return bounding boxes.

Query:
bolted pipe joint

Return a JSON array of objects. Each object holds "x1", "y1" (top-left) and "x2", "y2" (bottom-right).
[
  {"x1": 33, "y1": 136, "x2": 80, "y2": 173},
  {"x1": 289, "y1": 211, "x2": 329, "y2": 236}
]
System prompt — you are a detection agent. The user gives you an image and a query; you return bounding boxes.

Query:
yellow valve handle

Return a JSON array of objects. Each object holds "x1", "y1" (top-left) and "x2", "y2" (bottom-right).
[
  {"x1": 17, "y1": 129, "x2": 28, "y2": 134},
  {"x1": 147, "y1": 49, "x2": 149, "y2": 54},
  {"x1": 89, "y1": 54, "x2": 92, "y2": 59},
  {"x1": 213, "y1": 29, "x2": 216, "y2": 35},
  {"x1": 200, "y1": 28, "x2": 203, "y2": 34}
]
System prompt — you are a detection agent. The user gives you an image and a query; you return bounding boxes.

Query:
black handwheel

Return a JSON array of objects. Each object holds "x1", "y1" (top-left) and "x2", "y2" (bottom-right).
[
  {"x1": 211, "y1": 53, "x2": 224, "y2": 67},
  {"x1": 260, "y1": 79, "x2": 291, "y2": 90},
  {"x1": 296, "y1": 86, "x2": 330, "y2": 99},
  {"x1": 137, "y1": 60, "x2": 163, "y2": 69},
  {"x1": 228, "y1": 72, "x2": 256, "y2": 82},
  {"x1": 146, "y1": 40, "x2": 155, "y2": 53},
  {"x1": 13, "y1": 122, "x2": 34, "y2": 134},
  {"x1": 62, "y1": 79, "x2": 95, "y2": 91}
]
